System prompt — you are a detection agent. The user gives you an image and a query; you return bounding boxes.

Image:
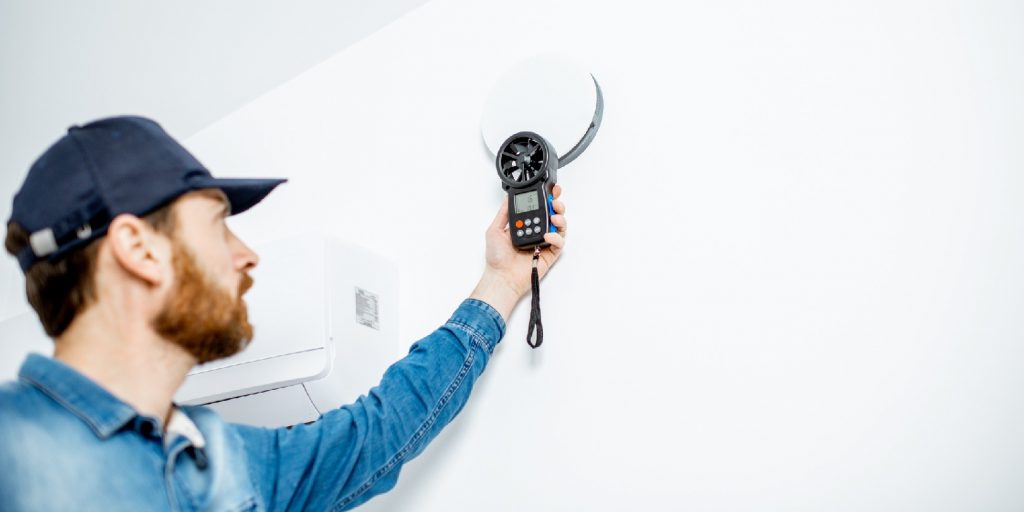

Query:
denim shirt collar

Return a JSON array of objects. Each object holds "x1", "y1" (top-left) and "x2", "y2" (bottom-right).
[{"x1": 18, "y1": 353, "x2": 137, "y2": 439}]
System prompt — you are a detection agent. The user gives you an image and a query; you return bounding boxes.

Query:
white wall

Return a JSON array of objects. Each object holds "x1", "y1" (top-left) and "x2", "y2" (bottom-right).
[{"x1": 8, "y1": 0, "x2": 1024, "y2": 509}]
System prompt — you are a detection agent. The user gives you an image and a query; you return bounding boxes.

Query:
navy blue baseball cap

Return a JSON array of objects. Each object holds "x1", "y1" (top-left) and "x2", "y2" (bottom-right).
[{"x1": 8, "y1": 115, "x2": 287, "y2": 272}]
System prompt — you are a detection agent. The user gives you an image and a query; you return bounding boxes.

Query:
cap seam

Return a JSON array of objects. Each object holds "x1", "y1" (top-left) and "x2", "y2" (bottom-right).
[{"x1": 66, "y1": 128, "x2": 112, "y2": 218}]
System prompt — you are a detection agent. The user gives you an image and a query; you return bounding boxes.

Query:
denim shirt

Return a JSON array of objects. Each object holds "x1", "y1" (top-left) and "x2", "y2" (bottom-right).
[{"x1": 0, "y1": 298, "x2": 505, "y2": 511}]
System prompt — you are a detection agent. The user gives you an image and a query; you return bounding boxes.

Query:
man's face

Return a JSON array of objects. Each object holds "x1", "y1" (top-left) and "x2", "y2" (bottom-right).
[{"x1": 151, "y1": 190, "x2": 259, "y2": 364}]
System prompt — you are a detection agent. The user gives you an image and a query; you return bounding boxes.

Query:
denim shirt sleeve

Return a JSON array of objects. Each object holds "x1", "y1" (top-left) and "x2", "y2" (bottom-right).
[{"x1": 231, "y1": 298, "x2": 505, "y2": 511}]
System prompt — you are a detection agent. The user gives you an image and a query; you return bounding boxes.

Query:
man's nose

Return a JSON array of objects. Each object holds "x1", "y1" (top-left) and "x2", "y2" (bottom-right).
[{"x1": 230, "y1": 231, "x2": 259, "y2": 273}]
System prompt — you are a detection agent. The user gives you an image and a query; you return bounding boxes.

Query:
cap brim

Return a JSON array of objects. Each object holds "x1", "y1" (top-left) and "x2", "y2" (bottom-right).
[{"x1": 189, "y1": 176, "x2": 287, "y2": 216}]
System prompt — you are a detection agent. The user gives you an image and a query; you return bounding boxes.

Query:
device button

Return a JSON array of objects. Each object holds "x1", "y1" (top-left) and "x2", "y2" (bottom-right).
[
  {"x1": 516, "y1": 229, "x2": 524, "y2": 237},
  {"x1": 525, "y1": 227, "x2": 533, "y2": 235},
  {"x1": 515, "y1": 220, "x2": 524, "y2": 229},
  {"x1": 533, "y1": 216, "x2": 541, "y2": 225},
  {"x1": 524, "y1": 219, "x2": 532, "y2": 227}
]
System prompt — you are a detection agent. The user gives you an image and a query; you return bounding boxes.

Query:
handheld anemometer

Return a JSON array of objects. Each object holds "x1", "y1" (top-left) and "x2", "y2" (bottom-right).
[
  {"x1": 496, "y1": 131, "x2": 559, "y2": 250},
  {"x1": 481, "y1": 55, "x2": 604, "y2": 347}
]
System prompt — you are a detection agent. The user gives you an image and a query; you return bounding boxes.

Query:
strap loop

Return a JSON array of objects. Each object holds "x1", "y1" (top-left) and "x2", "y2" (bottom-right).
[{"x1": 526, "y1": 247, "x2": 543, "y2": 348}]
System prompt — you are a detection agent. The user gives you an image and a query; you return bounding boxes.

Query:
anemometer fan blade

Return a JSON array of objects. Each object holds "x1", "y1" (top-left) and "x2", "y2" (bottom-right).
[{"x1": 495, "y1": 132, "x2": 554, "y2": 187}]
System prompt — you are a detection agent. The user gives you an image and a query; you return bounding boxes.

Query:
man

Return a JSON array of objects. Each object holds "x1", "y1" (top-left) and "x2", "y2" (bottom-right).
[{"x1": 0, "y1": 116, "x2": 568, "y2": 510}]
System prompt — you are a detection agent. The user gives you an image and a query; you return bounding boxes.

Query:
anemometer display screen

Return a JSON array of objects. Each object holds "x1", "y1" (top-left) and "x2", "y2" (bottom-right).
[{"x1": 514, "y1": 191, "x2": 540, "y2": 214}]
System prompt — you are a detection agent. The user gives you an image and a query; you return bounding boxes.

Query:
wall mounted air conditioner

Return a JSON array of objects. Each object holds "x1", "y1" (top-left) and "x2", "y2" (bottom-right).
[{"x1": 0, "y1": 234, "x2": 399, "y2": 428}]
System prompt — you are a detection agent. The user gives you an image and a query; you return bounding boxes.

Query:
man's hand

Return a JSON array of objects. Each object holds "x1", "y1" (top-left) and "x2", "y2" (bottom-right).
[{"x1": 469, "y1": 184, "x2": 567, "y2": 322}]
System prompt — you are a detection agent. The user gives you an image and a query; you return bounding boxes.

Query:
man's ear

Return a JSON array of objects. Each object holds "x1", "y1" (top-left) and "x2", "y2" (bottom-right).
[{"x1": 106, "y1": 214, "x2": 170, "y2": 287}]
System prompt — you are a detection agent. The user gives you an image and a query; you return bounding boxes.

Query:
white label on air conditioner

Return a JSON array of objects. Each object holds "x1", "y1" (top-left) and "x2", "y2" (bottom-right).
[{"x1": 355, "y1": 287, "x2": 380, "y2": 330}]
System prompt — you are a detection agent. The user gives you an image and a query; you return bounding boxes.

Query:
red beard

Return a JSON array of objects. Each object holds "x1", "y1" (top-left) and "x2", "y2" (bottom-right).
[{"x1": 152, "y1": 242, "x2": 254, "y2": 364}]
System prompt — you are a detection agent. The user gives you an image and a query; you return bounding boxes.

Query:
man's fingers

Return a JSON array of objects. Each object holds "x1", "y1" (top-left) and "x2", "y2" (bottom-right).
[
  {"x1": 551, "y1": 214, "x2": 567, "y2": 233},
  {"x1": 543, "y1": 232, "x2": 565, "y2": 250},
  {"x1": 552, "y1": 184, "x2": 562, "y2": 200},
  {"x1": 552, "y1": 200, "x2": 565, "y2": 215}
]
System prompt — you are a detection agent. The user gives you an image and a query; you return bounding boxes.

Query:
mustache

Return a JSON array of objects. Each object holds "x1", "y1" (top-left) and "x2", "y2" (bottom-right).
[{"x1": 239, "y1": 273, "x2": 254, "y2": 297}]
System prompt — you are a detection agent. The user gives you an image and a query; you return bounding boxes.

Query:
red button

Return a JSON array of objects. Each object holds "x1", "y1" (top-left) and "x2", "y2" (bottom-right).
[{"x1": 515, "y1": 220, "x2": 524, "y2": 229}]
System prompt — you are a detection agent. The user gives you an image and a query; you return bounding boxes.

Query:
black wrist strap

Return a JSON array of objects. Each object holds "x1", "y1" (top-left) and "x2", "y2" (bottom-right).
[{"x1": 527, "y1": 248, "x2": 543, "y2": 349}]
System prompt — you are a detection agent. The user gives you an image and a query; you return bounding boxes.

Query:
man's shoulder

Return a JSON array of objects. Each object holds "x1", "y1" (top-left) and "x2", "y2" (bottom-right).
[
  {"x1": 0, "y1": 376, "x2": 54, "y2": 411},
  {"x1": 0, "y1": 378, "x2": 57, "y2": 433},
  {"x1": 0, "y1": 378, "x2": 44, "y2": 412}
]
